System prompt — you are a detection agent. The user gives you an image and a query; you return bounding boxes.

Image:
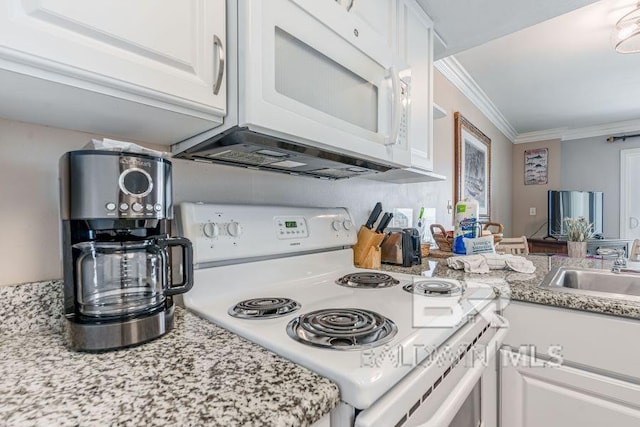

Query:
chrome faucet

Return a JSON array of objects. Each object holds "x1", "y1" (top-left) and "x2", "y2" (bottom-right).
[{"x1": 596, "y1": 248, "x2": 629, "y2": 273}]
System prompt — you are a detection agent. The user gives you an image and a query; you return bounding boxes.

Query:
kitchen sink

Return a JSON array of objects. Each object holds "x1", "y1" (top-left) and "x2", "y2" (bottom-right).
[{"x1": 539, "y1": 266, "x2": 640, "y2": 302}]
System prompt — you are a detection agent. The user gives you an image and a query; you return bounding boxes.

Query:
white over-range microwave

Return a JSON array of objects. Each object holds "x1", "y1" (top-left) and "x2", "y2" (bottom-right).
[{"x1": 173, "y1": 0, "x2": 412, "y2": 180}]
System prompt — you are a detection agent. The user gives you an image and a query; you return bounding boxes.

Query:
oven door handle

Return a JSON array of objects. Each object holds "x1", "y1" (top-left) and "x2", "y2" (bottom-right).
[{"x1": 421, "y1": 316, "x2": 509, "y2": 427}]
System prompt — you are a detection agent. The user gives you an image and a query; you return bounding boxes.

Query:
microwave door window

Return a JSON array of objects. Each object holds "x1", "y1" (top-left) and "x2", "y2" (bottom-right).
[{"x1": 274, "y1": 27, "x2": 378, "y2": 133}]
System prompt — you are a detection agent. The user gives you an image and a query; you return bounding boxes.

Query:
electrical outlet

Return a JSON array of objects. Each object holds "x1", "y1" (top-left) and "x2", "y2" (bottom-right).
[
  {"x1": 392, "y1": 208, "x2": 413, "y2": 228},
  {"x1": 529, "y1": 207, "x2": 537, "y2": 216}
]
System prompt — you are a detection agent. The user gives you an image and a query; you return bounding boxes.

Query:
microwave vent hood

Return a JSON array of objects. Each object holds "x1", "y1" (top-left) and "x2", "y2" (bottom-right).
[{"x1": 173, "y1": 127, "x2": 394, "y2": 180}]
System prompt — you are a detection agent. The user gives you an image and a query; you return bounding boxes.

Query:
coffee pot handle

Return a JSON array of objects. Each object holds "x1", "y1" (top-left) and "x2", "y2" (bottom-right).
[{"x1": 162, "y1": 237, "x2": 194, "y2": 296}]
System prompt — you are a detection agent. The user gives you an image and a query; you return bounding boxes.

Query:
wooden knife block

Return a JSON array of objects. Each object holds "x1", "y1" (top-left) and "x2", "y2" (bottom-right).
[{"x1": 353, "y1": 225, "x2": 385, "y2": 269}]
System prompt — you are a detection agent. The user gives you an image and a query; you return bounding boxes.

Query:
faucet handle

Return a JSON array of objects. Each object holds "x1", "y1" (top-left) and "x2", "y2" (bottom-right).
[
  {"x1": 596, "y1": 247, "x2": 614, "y2": 256},
  {"x1": 615, "y1": 249, "x2": 628, "y2": 268},
  {"x1": 598, "y1": 247, "x2": 627, "y2": 271},
  {"x1": 597, "y1": 247, "x2": 625, "y2": 257}
]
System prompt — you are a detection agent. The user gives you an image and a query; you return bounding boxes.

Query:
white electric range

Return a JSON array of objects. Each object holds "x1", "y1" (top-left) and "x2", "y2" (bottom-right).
[{"x1": 177, "y1": 203, "x2": 507, "y2": 427}]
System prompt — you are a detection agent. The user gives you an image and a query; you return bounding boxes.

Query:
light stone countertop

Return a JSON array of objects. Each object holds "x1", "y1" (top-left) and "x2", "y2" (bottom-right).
[
  {"x1": 0, "y1": 281, "x2": 339, "y2": 427},
  {"x1": 381, "y1": 255, "x2": 640, "y2": 319}
]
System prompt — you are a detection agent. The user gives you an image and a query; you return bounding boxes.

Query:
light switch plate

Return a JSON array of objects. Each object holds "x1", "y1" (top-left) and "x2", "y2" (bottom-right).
[{"x1": 529, "y1": 207, "x2": 537, "y2": 216}]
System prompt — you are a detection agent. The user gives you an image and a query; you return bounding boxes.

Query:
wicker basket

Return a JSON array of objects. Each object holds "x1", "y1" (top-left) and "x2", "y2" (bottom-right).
[
  {"x1": 430, "y1": 224, "x2": 453, "y2": 252},
  {"x1": 420, "y1": 243, "x2": 431, "y2": 257}
]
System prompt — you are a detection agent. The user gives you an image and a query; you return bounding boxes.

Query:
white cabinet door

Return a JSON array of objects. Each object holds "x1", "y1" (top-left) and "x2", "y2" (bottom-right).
[
  {"x1": 0, "y1": 0, "x2": 226, "y2": 116},
  {"x1": 501, "y1": 350, "x2": 640, "y2": 427},
  {"x1": 397, "y1": 0, "x2": 434, "y2": 171}
]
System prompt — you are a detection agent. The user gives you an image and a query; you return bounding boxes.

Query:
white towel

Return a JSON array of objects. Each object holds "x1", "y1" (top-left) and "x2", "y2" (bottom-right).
[{"x1": 447, "y1": 254, "x2": 536, "y2": 274}]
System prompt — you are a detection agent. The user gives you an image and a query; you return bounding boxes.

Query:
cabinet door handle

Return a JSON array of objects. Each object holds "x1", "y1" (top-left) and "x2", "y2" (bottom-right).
[
  {"x1": 345, "y1": 0, "x2": 355, "y2": 11},
  {"x1": 631, "y1": 217, "x2": 639, "y2": 229},
  {"x1": 213, "y1": 34, "x2": 225, "y2": 95}
]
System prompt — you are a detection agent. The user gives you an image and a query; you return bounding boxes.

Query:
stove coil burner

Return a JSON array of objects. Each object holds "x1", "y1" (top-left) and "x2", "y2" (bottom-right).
[
  {"x1": 228, "y1": 297, "x2": 301, "y2": 319},
  {"x1": 403, "y1": 279, "x2": 464, "y2": 297},
  {"x1": 335, "y1": 272, "x2": 400, "y2": 289},
  {"x1": 287, "y1": 308, "x2": 397, "y2": 350}
]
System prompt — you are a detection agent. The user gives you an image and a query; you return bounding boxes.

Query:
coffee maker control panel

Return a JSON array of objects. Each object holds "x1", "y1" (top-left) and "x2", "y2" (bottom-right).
[{"x1": 60, "y1": 151, "x2": 172, "y2": 220}]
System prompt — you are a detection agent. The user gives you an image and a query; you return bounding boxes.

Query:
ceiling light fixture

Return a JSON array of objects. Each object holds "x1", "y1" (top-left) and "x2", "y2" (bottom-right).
[{"x1": 613, "y1": 2, "x2": 640, "y2": 53}]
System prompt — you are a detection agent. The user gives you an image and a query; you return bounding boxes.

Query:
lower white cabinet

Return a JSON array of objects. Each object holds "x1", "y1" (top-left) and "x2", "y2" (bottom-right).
[
  {"x1": 501, "y1": 350, "x2": 640, "y2": 427},
  {"x1": 501, "y1": 302, "x2": 640, "y2": 427}
]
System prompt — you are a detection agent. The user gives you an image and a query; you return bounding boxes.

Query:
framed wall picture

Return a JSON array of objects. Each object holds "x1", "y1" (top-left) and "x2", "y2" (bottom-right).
[
  {"x1": 454, "y1": 112, "x2": 491, "y2": 218},
  {"x1": 524, "y1": 148, "x2": 548, "y2": 185}
]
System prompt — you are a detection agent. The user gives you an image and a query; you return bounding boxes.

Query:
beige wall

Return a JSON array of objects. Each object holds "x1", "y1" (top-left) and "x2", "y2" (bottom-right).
[
  {"x1": 0, "y1": 69, "x2": 513, "y2": 286},
  {"x1": 433, "y1": 70, "x2": 513, "y2": 235},
  {"x1": 511, "y1": 139, "x2": 561, "y2": 237},
  {"x1": 0, "y1": 118, "x2": 449, "y2": 286}
]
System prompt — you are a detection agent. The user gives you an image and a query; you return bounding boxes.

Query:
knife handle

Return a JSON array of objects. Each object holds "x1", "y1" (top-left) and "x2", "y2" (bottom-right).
[
  {"x1": 366, "y1": 202, "x2": 383, "y2": 229},
  {"x1": 375, "y1": 213, "x2": 393, "y2": 233}
]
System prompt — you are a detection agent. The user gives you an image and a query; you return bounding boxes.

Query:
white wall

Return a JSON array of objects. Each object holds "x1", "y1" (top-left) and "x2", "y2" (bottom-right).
[
  {"x1": 0, "y1": 69, "x2": 514, "y2": 286},
  {"x1": 561, "y1": 135, "x2": 640, "y2": 238}
]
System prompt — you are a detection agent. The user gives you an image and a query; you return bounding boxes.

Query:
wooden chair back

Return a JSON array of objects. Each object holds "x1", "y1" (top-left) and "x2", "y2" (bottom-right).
[
  {"x1": 496, "y1": 236, "x2": 530, "y2": 255},
  {"x1": 482, "y1": 222, "x2": 504, "y2": 243}
]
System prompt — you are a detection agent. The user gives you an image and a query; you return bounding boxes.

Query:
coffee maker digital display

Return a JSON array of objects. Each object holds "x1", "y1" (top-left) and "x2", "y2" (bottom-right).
[{"x1": 59, "y1": 150, "x2": 193, "y2": 351}]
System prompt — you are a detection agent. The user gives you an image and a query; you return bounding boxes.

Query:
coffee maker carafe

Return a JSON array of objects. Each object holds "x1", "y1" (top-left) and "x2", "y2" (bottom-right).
[{"x1": 59, "y1": 150, "x2": 193, "y2": 351}]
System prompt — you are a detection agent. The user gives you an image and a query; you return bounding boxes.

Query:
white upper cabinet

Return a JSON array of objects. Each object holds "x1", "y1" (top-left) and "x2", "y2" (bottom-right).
[
  {"x1": 397, "y1": 0, "x2": 434, "y2": 172},
  {"x1": 0, "y1": 0, "x2": 226, "y2": 144}
]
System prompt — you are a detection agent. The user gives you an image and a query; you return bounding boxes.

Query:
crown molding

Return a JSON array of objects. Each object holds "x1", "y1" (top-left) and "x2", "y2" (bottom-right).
[
  {"x1": 434, "y1": 56, "x2": 518, "y2": 142},
  {"x1": 512, "y1": 128, "x2": 566, "y2": 144},
  {"x1": 514, "y1": 118, "x2": 640, "y2": 144},
  {"x1": 435, "y1": 56, "x2": 640, "y2": 145}
]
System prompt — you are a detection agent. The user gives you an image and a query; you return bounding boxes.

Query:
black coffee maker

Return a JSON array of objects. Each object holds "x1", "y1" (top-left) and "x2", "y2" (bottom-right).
[{"x1": 59, "y1": 150, "x2": 193, "y2": 351}]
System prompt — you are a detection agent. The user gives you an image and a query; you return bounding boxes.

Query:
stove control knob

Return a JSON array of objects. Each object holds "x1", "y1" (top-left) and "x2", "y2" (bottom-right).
[
  {"x1": 132, "y1": 202, "x2": 144, "y2": 213},
  {"x1": 342, "y1": 220, "x2": 353, "y2": 231},
  {"x1": 203, "y1": 222, "x2": 219, "y2": 238},
  {"x1": 227, "y1": 221, "x2": 243, "y2": 237},
  {"x1": 332, "y1": 220, "x2": 342, "y2": 231}
]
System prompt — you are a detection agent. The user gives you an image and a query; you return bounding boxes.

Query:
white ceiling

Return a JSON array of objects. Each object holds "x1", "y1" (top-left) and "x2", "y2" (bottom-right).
[
  {"x1": 417, "y1": 0, "x2": 598, "y2": 59},
  {"x1": 436, "y1": 0, "x2": 640, "y2": 141}
]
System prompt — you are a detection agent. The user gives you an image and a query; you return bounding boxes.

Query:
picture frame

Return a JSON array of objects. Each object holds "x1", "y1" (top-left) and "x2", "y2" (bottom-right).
[
  {"x1": 454, "y1": 112, "x2": 492, "y2": 218},
  {"x1": 524, "y1": 148, "x2": 548, "y2": 185}
]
